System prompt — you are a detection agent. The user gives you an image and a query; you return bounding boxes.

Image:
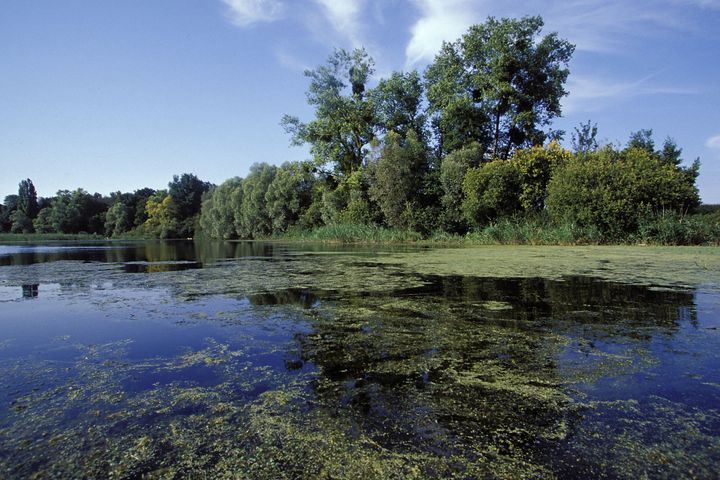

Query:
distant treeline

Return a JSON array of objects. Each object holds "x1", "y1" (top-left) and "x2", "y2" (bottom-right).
[{"x1": 2, "y1": 17, "x2": 718, "y2": 244}]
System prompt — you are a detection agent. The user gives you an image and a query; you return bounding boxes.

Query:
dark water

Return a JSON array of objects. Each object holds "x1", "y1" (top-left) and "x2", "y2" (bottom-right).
[{"x1": 0, "y1": 241, "x2": 718, "y2": 479}]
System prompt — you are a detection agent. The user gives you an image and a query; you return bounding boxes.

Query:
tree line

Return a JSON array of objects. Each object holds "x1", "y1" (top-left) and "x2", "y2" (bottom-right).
[{"x1": 1, "y1": 17, "x2": 710, "y2": 242}]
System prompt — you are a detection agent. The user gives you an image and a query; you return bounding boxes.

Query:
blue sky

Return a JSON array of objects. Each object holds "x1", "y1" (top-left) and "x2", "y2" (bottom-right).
[{"x1": 2, "y1": 0, "x2": 719, "y2": 202}]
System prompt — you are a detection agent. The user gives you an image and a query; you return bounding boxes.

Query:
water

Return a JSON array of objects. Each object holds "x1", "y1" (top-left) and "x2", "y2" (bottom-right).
[{"x1": 0, "y1": 241, "x2": 718, "y2": 479}]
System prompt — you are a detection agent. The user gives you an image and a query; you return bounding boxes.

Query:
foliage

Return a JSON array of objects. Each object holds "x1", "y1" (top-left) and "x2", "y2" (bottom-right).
[
  {"x1": 238, "y1": 163, "x2": 277, "y2": 238},
  {"x1": 282, "y1": 48, "x2": 376, "y2": 176},
  {"x1": 9, "y1": 210, "x2": 34, "y2": 234},
  {"x1": 547, "y1": 147, "x2": 700, "y2": 237},
  {"x1": 17, "y1": 179, "x2": 39, "y2": 219},
  {"x1": 265, "y1": 162, "x2": 315, "y2": 234},
  {"x1": 369, "y1": 130, "x2": 428, "y2": 229},
  {"x1": 369, "y1": 70, "x2": 426, "y2": 140},
  {"x1": 439, "y1": 143, "x2": 484, "y2": 233},
  {"x1": 513, "y1": 141, "x2": 572, "y2": 212},
  {"x1": 143, "y1": 191, "x2": 178, "y2": 239},
  {"x1": 199, "y1": 178, "x2": 243, "y2": 240},
  {"x1": 425, "y1": 16, "x2": 574, "y2": 158},
  {"x1": 168, "y1": 173, "x2": 212, "y2": 237},
  {"x1": 571, "y1": 120, "x2": 598, "y2": 155},
  {"x1": 463, "y1": 160, "x2": 523, "y2": 227}
]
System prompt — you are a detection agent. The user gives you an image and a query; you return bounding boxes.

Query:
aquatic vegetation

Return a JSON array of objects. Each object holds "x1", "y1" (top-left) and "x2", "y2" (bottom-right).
[{"x1": 0, "y1": 241, "x2": 719, "y2": 478}]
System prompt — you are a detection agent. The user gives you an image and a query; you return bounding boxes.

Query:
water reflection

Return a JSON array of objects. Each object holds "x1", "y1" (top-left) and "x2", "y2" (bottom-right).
[
  {"x1": 21, "y1": 284, "x2": 39, "y2": 299},
  {"x1": 0, "y1": 242, "x2": 718, "y2": 479},
  {"x1": 248, "y1": 289, "x2": 320, "y2": 309}
]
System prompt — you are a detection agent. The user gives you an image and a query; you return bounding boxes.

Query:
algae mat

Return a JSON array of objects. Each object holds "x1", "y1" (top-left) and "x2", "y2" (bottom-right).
[{"x1": 0, "y1": 241, "x2": 719, "y2": 479}]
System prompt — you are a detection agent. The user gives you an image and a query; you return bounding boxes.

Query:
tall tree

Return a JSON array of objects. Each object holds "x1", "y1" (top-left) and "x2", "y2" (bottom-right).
[
  {"x1": 282, "y1": 48, "x2": 376, "y2": 177},
  {"x1": 168, "y1": 173, "x2": 212, "y2": 237},
  {"x1": 369, "y1": 71, "x2": 427, "y2": 141},
  {"x1": 17, "y1": 179, "x2": 39, "y2": 219},
  {"x1": 425, "y1": 16, "x2": 574, "y2": 159},
  {"x1": 369, "y1": 131, "x2": 429, "y2": 229}
]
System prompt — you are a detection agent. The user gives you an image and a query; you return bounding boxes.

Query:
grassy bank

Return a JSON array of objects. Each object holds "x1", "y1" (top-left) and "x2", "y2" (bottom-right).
[
  {"x1": 0, "y1": 233, "x2": 107, "y2": 242},
  {"x1": 276, "y1": 213, "x2": 720, "y2": 246}
]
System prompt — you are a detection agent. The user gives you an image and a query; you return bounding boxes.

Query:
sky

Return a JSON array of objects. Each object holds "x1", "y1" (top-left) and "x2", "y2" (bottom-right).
[{"x1": 2, "y1": 0, "x2": 720, "y2": 202}]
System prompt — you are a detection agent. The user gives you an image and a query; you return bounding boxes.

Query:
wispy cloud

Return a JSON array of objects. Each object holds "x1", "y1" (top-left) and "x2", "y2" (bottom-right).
[
  {"x1": 309, "y1": 0, "x2": 366, "y2": 48},
  {"x1": 404, "y1": 0, "x2": 715, "y2": 66},
  {"x1": 707, "y1": 134, "x2": 720, "y2": 149},
  {"x1": 562, "y1": 73, "x2": 697, "y2": 114},
  {"x1": 221, "y1": 0, "x2": 284, "y2": 26},
  {"x1": 405, "y1": 0, "x2": 480, "y2": 68}
]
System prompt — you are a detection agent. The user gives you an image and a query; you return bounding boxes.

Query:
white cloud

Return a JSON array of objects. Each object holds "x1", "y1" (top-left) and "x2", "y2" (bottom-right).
[
  {"x1": 312, "y1": 0, "x2": 365, "y2": 47},
  {"x1": 405, "y1": 0, "x2": 481, "y2": 67},
  {"x1": 562, "y1": 73, "x2": 696, "y2": 114},
  {"x1": 222, "y1": 0, "x2": 284, "y2": 27},
  {"x1": 707, "y1": 135, "x2": 720, "y2": 149},
  {"x1": 404, "y1": 0, "x2": 714, "y2": 66}
]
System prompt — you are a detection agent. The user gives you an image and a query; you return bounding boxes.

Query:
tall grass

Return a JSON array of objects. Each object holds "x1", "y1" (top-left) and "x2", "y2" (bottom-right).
[
  {"x1": 283, "y1": 223, "x2": 423, "y2": 244},
  {"x1": 0, "y1": 233, "x2": 106, "y2": 242}
]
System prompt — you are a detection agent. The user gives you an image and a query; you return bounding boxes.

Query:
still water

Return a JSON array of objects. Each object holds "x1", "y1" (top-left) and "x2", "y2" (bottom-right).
[{"x1": 0, "y1": 241, "x2": 719, "y2": 479}]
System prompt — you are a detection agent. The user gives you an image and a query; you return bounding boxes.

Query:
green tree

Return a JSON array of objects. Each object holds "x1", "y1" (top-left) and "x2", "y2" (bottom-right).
[
  {"x1": 547, "y1": 146, "x2": 700, "y2": 236},
  {"x1": 265, "y1": 162, "x2": 316, "y2": 234},
  {"x1": 168, "y1": 173, "x2": 212, "y2": 237},
  {"x1": 10, "y1": 210, "x2": 34, "y2": 234},
  {"x1": 199, "y1": 177, "x2": 243, "y2": 239},
  {"x1": 282, "y1": 48, "x2": 376, "y2": 177},
  {"x1": 369, "y1": 71, "x2": 426, "y2": 140},
  {"x1": 143, "y1": 191, "x2": 178, "y2": 239},
  {"x1": 17, "y1": 179, "x2": 39, "y2": 219},
  {"x1": 439, "y1": 143, "x2": 484, "y2": 232},
  {"x1": 571, "y1": 120, "x2": 598, "y2": 155},
  {"x1": 237, "y1": 163, "x2": 277, "y2": 238},
  {"x1": 33, "y1": 208, "x2": 54, "y2": 233},
  {"x1": 425, "y1": 16, "x2": 574, "y2": 158},
  {"x1": 627, "y1": 129, "x2": 655, "y2": 154},
  {"x1": 104, "y1": 201, "x2": 132, "y2": 237},
  {"x1": 369, "y1": 131, "x2": 428, "y2": 229},
  {"x1": 513, "y1": 141, "x2": 572, "y2": 212},
  {"x1": 1, "y1": 195, "x2": 19, "y2": 232}
]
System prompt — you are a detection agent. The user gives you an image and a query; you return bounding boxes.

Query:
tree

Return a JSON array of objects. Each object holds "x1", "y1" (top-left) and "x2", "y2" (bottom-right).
[
  {"x1": 144, "y1": 191, "x2": 178, "y2": 239},
  {"x1": 571, "y1": 120, "x2": 598, "y2": 155},
  {"x1": 627, "y1": 129, "x2": 655, "y2": 154},
  {"x1": 168, "y1": 173, "x2": 212, "y2": 237},
  {"x1": 513, "y1": 141, "x2": 572, "y2": 212},
  {"x1": 426, "y1": 16, "x2": 574, "y2": 159},
  {"x1": 265, "y1": 162, "x2": 316, "y2": 234},
  {"x1": 369, "y1": 71, "x2": 427, "y2": 140},
  {"x1": 17, "y1": 179, "x2": 39, "y2": 219},
  {"x1": 237, "y1": 163, "x2": 277, "y2": 238},
  {"x1": 282, "y1": 48, "x2": 376, "y2": 177},
  {"x1": 199, "y1": 178, "x2": 243, "y2": 239},
  {"x1": 439, "y1": 143, "x2": 484, "y2": 232},
  {"x1": 369, "y1": 131, "x2": 428, "y2": 229}
]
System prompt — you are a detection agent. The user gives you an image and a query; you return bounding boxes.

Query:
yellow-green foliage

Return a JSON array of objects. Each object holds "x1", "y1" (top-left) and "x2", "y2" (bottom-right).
[
  {"x1": 143, "y1": 193, "x2": 178, "y2": 239},
  {"x1": 513, "y1": 141, "x2": 572, "y2": 211},
  {"x1": 547, "y1": 147, "x2": 700, "y2": 236}
]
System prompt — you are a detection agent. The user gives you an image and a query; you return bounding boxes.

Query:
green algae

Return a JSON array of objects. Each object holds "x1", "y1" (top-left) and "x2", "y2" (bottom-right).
[
  {"x1": 1, "y1": 242, "x2": 719, "y2": 478},
  {"x1": 368, "y1": 245, "x2": 720, "y2": 289}
]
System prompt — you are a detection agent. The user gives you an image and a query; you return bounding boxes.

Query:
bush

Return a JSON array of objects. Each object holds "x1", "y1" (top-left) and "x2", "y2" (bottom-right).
[
  {"x1": 462, "y1": 160, "x2": 522, "y2": 228},
  {"x1": 547, "y1": 147, "x2": 700, "y2": 237}
]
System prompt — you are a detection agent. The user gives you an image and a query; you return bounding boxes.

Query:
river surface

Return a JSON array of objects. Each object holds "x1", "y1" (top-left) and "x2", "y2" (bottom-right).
[{"x1": 0, "y1": 241, "x2": 719, "y2": 479}]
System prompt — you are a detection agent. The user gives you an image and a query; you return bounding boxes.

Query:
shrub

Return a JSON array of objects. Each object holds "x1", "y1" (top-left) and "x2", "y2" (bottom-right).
[{"x1": 462, "y1": 160, "x2": 522, "y2": 228}]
